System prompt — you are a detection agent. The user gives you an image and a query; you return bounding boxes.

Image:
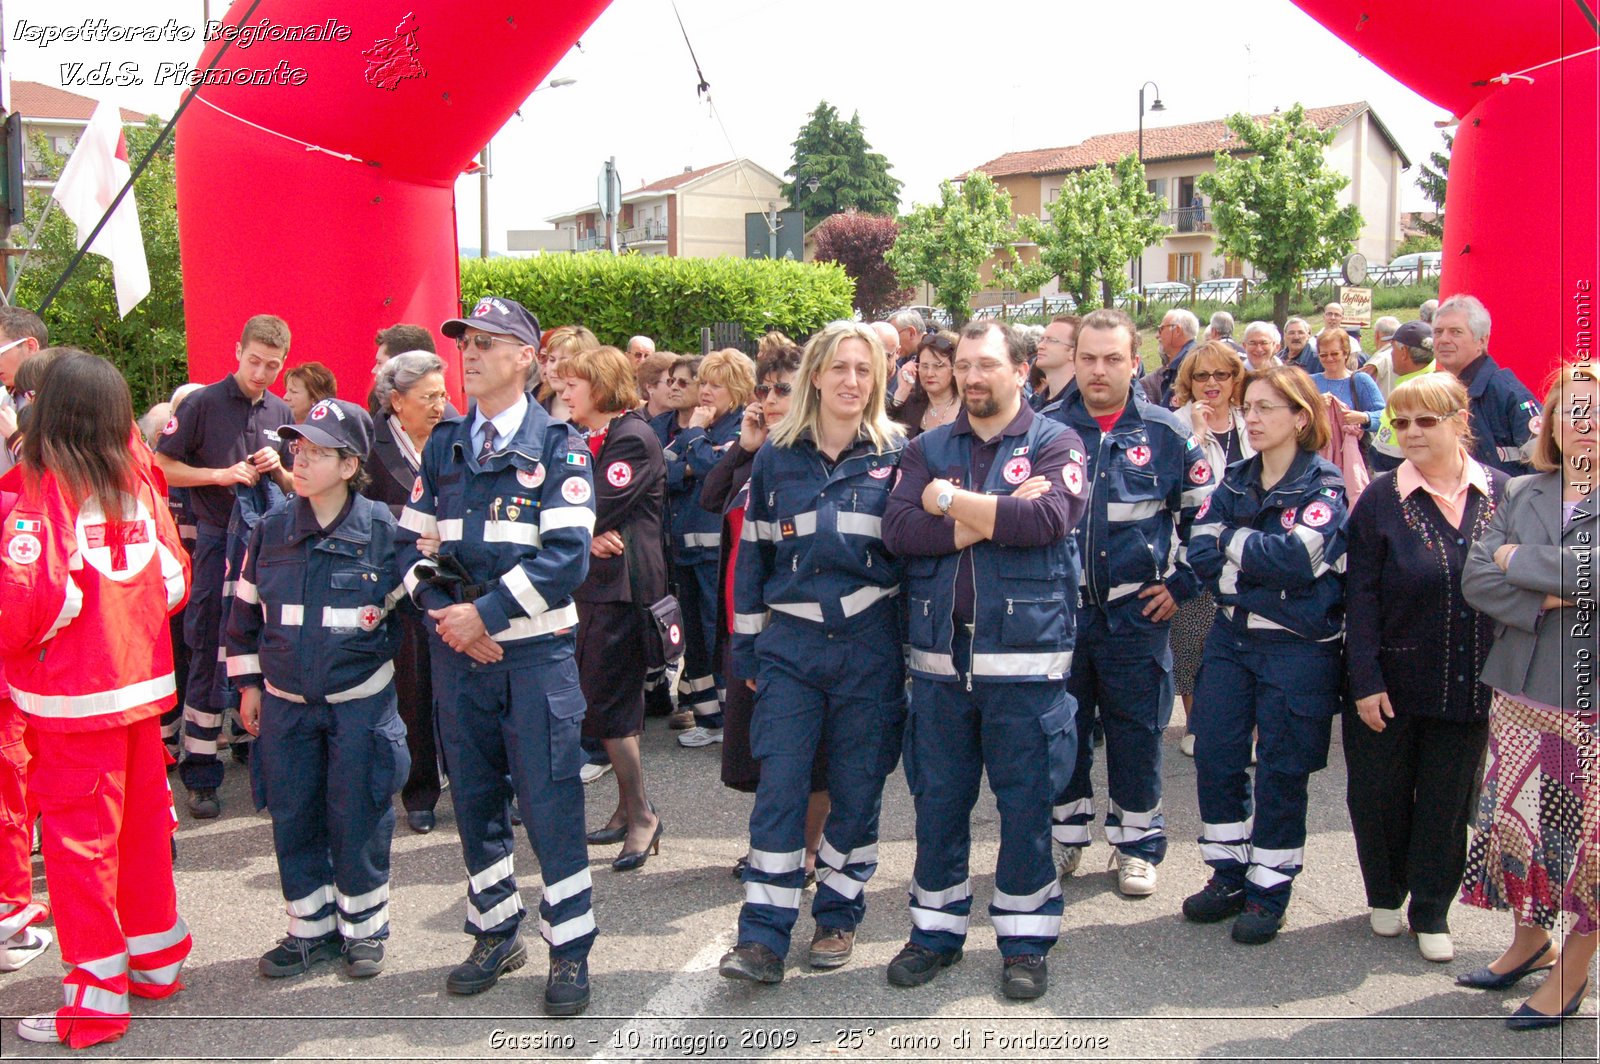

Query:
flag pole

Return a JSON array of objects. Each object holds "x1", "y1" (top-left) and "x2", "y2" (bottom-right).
[{"x1": 36, "y1": 0, "x2": 265, "y2": 314}]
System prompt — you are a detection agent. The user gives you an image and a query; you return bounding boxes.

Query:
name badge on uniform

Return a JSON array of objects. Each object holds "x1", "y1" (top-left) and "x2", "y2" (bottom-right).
[{"x1": 780, "y1": 519, "x2": 797, "y2": 538}]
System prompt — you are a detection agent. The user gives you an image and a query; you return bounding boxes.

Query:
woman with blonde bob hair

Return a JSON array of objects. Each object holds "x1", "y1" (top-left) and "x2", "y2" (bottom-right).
[
  {"x1": 1343, "y1": 371, "x2": 1506, "y2": 964},
  {"x1": 718, "y1": 321, "x2": 908, "y2": 984},
  {"x1": 1459, "y1": 363, "x2": 1598, "y2": 1030}
]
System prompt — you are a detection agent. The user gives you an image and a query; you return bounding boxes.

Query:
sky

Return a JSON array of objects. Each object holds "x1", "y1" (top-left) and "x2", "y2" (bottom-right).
[{"x1": 4, "y1": 0, "x2": 1453, "y2": 254}]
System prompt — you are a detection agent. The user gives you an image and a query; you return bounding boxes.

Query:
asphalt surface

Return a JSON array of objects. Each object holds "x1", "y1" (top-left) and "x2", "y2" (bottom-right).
[{"x1": 0, "y1": 704, "x2": 1595, "y2": 1063}]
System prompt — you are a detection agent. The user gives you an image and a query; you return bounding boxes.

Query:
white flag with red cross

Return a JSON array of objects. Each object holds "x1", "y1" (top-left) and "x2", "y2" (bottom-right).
[{"x1": 51, "y1": 100, "x2": 150, "y2": 318}]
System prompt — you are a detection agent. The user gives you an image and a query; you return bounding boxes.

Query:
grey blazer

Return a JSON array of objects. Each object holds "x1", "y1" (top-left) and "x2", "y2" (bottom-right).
[{"x1": 1461, "y1": 472, "x2": 1597, "y2": 710}]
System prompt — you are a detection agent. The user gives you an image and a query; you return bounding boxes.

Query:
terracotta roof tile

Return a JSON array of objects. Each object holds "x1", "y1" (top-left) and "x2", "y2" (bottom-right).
[
  {"x1": 634, "y1": 160, "x2": 737, "y2": 194},
  {"x1": 8, "y1": 80, "x2": 147, "y2": 124},
  {"x1": 964, "y1": 103, "x2": 1371, "y2": 179}
]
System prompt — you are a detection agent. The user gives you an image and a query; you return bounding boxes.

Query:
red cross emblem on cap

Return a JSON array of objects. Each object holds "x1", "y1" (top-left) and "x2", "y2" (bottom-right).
[
  {"x1": 1127, "y1": 445, "x2": 1152, "y2": 467},
  {"x1": 472, "y1": 300, "x2": 492, "y2": 316}
]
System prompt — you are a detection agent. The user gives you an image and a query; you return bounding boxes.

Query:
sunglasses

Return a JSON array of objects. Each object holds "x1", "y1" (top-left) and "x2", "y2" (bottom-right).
[
  {"x1": 754, "y1": 382, "x2": 793, "y2": 399},
  {"x1": 455, "y1": 334, "x2": 523, "y2": 352},
  {"x1": 1391, "y1": 412, "x2": 1461, "y2": 431},
  {"x1": 1190, "y1": 370, "x2": 1233, "y2": 383}
]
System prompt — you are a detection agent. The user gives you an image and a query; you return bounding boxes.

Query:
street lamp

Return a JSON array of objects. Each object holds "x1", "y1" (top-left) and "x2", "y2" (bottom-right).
[
  {"x1": 480, "y1": 77, "x2": 578, "y2": 259},
  {"x1": 1135, "y1": 81, "x2": 1165, "y2": 291}
]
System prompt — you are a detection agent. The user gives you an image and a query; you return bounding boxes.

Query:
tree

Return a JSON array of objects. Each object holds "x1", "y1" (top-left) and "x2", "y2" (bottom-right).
[
  {"x1": 12, "y1": 119, "x2": 186, "y2": 411},
  {"x1": 1414, "y1": 130, "x2": 1451, "y2": 238},
  {"x1": 1196, "y1": 103, "x2": 1362, "y2": 327},
  {"x1": 811, "y1": 211, "x2": 909, "y2": 319},
  {"x1": 781, "y1": 101, "x2": 901, "y2": 224},
  {"x1": 887, "y1": 172, "x2": 1017, "y2": 328},
  {"x1": 997, "y1": 155, "x2": 1171, "y2": 311}
]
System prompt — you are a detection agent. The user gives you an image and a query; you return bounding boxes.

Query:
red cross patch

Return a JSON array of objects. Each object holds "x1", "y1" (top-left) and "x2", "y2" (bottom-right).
[
  {"x1": 561, "y1": 477, "x2": 592, "y2": 505},
  {"x1": 1126, "y1": 445, "x2": 1152, "y2": 467},
  {"x1": 668, "y1": 623, "x2": 682, "y2": 645},
  {"x1": 410, "y1": 476, "x2": 424, "y2": 504},
  {"x1": 358, "y1": 605, "x2": 383, "y2": 631},
  {"x1": 606, "y1": 461, "x2": 633, "y2": 488},
  {"x1": 310, "y1": 403, "x2": 328, "y2": 420},
  {"x1": 517, "y1": 463, "x2": 546, "y2": 489},
  {"x1": 162, "y1": 416, "x2": 179, "y2": 436},
  {"x1": 1062, "y1": 463, "x2": 1084, "y2": 495},
  {"x1": 868, "y1": 465, "x2": 893, "y2": 480},
  {"x1": 1002, "y1": 457, "x2": 1032, "y2": 485},
  {"x1": 1302, "y1": 500, "x2": 1334, "y2": 528},
  {"x1": 1189, "y1": 459, "x2": 1212, "y2": 485},
  {"x1": 84, "y1": 521, "x2": 150, "y2": 573},
  {"x1": 1196, "y1": 495, "x2": 1211, "y2": 520},
  {"x1": 6, "y1": 533, "x2": 40, "y2": 565},
  {"x1": 1280, "y1": 507, "x2": 1298, "y2": 530}
]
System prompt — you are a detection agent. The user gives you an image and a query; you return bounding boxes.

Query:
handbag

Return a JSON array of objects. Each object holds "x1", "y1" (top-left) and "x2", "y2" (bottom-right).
[{"x1": 645, "y1": 594, "x2": 686, "y2": 666}]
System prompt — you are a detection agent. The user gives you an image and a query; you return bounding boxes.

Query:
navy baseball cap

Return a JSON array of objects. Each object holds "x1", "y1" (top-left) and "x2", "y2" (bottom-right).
[
  {"x1": 441, "y1": 296, "x2": 542, "y2": 348},
  {"x1": 280, "y1": 398, "x2": 374, "y2": 455},
  {"x1": 1392, "y1": 320, "x2": 1433, "y2": 350}
]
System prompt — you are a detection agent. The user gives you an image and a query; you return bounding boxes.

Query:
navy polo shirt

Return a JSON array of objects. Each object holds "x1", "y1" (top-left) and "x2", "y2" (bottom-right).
[{"x1": 156, "y1": 373, "x2": 293, "y2": 530}]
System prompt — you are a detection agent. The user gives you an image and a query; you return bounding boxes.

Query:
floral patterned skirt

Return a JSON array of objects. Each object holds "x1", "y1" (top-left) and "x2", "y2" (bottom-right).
[{"x1": 1459, "y1": 691, "x2": 1599, "y2": 934}]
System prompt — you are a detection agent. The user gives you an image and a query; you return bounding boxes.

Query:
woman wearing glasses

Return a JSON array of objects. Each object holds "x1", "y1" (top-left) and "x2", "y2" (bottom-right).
[
  {"x1": 887, "y1": 331, "x2": 960, "y2": 439},
  {"x1": 1460, "y1": 364, "x2": 1598, "y2": 1030},
  {"x1": 1184, "y1": 365, "x2": 1349, "y2": 946},
  {"x1": 365, "y1": 352, "x2": 451, "y2": 834},
  {"x1": 1342, "y1": 374, "x2": 1505, "y2": 964},
  {"x1": 1171, "y1": 344, "x2": 1254, "y2": 756}
]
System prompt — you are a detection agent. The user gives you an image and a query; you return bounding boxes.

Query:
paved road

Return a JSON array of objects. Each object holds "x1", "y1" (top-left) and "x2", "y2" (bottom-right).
[{"x1": 1, "y1": 709, "x2": 1595, "y2": 1062}]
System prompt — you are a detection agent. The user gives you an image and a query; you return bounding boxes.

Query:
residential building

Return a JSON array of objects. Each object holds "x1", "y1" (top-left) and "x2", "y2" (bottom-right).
[
  {"x1": 961, "y1": 101, "x2": 1410, "y2": 307},
  {"x1": 8, "y1": 81, "x2": 147, "y2": 191},
  {"x1": 544, "y1": 159, "x2": 785, "y2": 258}
]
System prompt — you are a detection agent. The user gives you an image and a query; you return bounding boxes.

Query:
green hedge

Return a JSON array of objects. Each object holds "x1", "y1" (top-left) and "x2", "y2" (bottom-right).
[{"x1": 459, "y1": 254, "x2": 856, "y2": 353}]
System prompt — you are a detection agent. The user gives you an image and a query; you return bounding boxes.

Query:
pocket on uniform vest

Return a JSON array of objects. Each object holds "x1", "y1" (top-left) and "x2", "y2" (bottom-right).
[
  {"x1": 907, "y1": 596, "x2": 936, "y2": 647},
  {"x1": 546, "y1": 685, "x2": 588, "y2": 782},
  {"x1": 1000, "y1": 597, "x2": 1067, "y2": 646},
  {"x1": 368, "y1": 713, "x2": 411, "y2": 807}
]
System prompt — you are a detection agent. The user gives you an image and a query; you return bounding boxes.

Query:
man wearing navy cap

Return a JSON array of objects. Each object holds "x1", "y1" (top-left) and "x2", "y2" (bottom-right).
[{"x1": 396, "y1": 295, "x2": 599, "y2": 1015}]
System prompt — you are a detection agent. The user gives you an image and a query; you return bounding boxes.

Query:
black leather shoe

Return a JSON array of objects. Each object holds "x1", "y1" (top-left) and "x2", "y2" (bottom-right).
[
  {"x1": 1456, "y1": 941, "x2": 1555, "y2": 990},
  {"x1": 230, "y1": 742, "x2": 251, "y2": 765},
  {"x1": 612, "y1": 819, "x2": 663, "y2": 872},
  {"x1": 1001, "y1": 954, "x2": 1048, "y2": 1000},
  {"x1": 719, "y1": 942, "x2": 784, "y2": 984},
  {"x1": 1231, "y1": 901, "x2": 1286, "y2": 944},
  {"x1": 1506, "y1": 979, "x2": 1587, "y2": 1031},
  {"x1": 1182, "y1": 876, "x2": 1247, "y2": 923},
  {"x1": 406, "y1": 810, "x2": 436, "y2": 835},
  {"x1": 259, "y1": 934, "x2": 341, "y2": 978},
  {"x1": 187, "y1": 789, "x2": 220, "y2": 820},
  {"x1": 445, "y1": 932, "x2": 526, "y2": 995},
  {"x1": 343, "y1": 938, "x2": 385, "y2": 978},
  {"x1": 886, "y1": 942, "x2": 962, "y2": 987},
  {"x1": 586, "y1": 824, "x2": 626, "y2": 846},
  {"x1": 544, "y1": 956, "x2": 591, "y2": 1016}
]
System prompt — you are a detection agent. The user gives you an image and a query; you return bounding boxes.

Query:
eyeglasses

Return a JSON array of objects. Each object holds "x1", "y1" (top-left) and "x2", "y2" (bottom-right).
[
  {"x1": 1036, "y1": 337, "x2": 1075, "y2": 350},
  {"x1": 917, "y1": 359, "x2": 952, "y2": 371},
  {"x1": 1241, "y1": 401, "x2": 1291, "y2": 417},
  {"x1": 667, "y1": 377, "x2": 693, "y2": 388},
  {"x1": 1190, "y1": 370, "x2": 1233, "y2": 383},
  {"x1": 0, "y1": 337, "x2": 27, "y2": 358},
  {"x1": 455, "y1": 334, "x2": 522, "y2": 352},
  {"x1": 754, "y1": 382, "x2": 793, "y2": 399},
  {"x1": 410, "y1": 391, "x2": 450, "y2": 406},
  {"x1": 289, "y1": 440, "x2": 344, "y2": 464},
  {"x1": 953, "y1": 359, "x2": 1009, "y2": 376},
  {"x1": 1390, "y1": 412, "x2": 1461, "y2": 431}
]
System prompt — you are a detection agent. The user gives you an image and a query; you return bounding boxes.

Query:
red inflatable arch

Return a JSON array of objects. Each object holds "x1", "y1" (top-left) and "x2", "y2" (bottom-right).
[
  {"x1": 1292, "y1": 1, "x2": 1599, "y2": 391},
  {"x1": 175, "y1": 0, "x2": 610, "y2": 401}
]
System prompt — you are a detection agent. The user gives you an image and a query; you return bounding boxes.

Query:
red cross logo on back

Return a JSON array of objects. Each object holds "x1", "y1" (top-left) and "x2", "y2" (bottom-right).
[{"x1": 84, "y1": 521, "x2": 150, "y2": 574}]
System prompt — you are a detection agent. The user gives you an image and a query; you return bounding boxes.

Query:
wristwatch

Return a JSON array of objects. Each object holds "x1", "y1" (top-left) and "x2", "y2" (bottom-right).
[{"x1": 936, "y1": 487, "x2": 955, "y2": 516}]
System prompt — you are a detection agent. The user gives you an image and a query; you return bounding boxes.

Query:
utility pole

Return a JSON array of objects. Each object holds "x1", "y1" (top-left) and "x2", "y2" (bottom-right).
[
  {"x1": 478, "y1": 145, "x2": 490, "y2": 260},
  {"x1": 767, "y1": 201, "x2": 778, "y2": 259},
  {"x1": 604, "y1": 157, "x2": 618, "y2": 253}
]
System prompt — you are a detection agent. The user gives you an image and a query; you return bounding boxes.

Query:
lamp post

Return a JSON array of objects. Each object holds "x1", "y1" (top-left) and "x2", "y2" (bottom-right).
[
  {"x1": 479, "y1": 77, "x2": 577, "y2": 259},
  {"x1": 1135, "y1": 81, "x2": 1165, "y2": 292}
]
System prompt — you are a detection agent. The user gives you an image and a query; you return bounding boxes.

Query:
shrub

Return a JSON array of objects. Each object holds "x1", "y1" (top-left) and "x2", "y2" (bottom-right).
[{"x1": 459, "y1": 254, "x2": 855, "y2": 352}]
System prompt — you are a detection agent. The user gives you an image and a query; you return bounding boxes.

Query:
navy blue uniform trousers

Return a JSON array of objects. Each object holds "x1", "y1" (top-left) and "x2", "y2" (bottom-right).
[
  {"x1": 252, "y1": 687, "x2": 408, "y2": 941},
  {"x1": 180, "y1": 526, "x2": 231, "y2": 791},
  {"x1": 434, "y1": 652, "x2": 596, "y2": 959},
  {"x1": 1055, "y1": 605, "x2": 1173, "y2": 862},
  {"x1": 737, "y1": 614, "x2": 905, "y2": 958},
  {"x1": 1191, "y1": 624, "x2": 1338, "y2": 916}
]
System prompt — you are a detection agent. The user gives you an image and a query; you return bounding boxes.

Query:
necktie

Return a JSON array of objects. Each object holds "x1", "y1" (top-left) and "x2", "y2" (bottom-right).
[{"x1": 477, "y1": 421, "x2": 497, "y2": 463}]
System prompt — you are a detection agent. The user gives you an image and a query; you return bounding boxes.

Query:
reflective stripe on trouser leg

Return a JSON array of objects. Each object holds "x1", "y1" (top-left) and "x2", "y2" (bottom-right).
[
  {"x1": 978, "y1": 680, "x2": 1073, "y2": 957},
  {"x1": 1190, "y1": 626, "x2": 1257, "y2": 890},
  {"x1": 326, "y1": 691, "x2": 404, "y2": 941},
  {"x1": 258, "y1": 696, "x2": 338, "y2": 938},
  {"x1": 1055, "y1": 614, "x2": 1102, "y2": 848},
  {"x1": 504, "y1": 659, "x2": 595, "y2": 958},
  {"x1": 179, "y1": 528, "x2": 227, "y2": 793},
  {"x1": 673, "y1": 559, "x2": 723, "y2": 726},
  {"x1": 433, "y1": 664, "x2": 525, "y2": 939},
  {"x1": 905, "y1": 676, "x2": 983, "y2": 955}
]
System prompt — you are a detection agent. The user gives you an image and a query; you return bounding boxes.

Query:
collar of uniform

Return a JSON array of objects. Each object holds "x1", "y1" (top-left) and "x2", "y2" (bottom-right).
[
  {"x1": 287, "y1": 491, "x2": 360, "y2": 545},
  {"x1": 1459, "y1": 354, "x2": 1495, "y2": 397},
  {"x1": 222, "y1": 372, "x2": 267, "y2": 407},
  {"x1": 796, "y1": 424, "x2": 874, "y2": 456},
  {"x1": 1063, "y1": 386, "x2": 1142, "y2": 433},
  {"x1": 470, "y1": 393, "x2": 530, "y2": 452},
  {"x1": 950, "y1": 399, "x2": 1034, "y2": 440}
]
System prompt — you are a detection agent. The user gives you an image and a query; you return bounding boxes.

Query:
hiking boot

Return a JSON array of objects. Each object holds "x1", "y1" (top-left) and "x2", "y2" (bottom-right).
[
  {"x1": 808, "y1": 926, "x2": 854, "y2": 969},
  {"x1": 343, "y1": 938, "x2": 385, "y2": 978},
  {"x1": 259, "y1": 933, "x2": 342, "y2": 977},
  {"x1": 1001, "y1": 954, "x2": 1048, "y2": 1000},
  {"x1": 1182, "y1": 876, "x2": 1247, "y2": 923},
  {"x1": 1231, "y1": 901, "x2": 1286, "y2": 944},
  {"x1": 445, "y1": 932, "x2": 526, "y2": 994},
  {"x1": 719, "y1": 942, "x2": 784, "y2": 984},
  {"x1": 187, "y1": 789, "x2": 220, "y2": 820},
  {"x1": 544, "y1": 956, "x2": 591, "y2": 1015},
  {"x1": 886, "y1": 942, "x2": 962, "y2": 987}
]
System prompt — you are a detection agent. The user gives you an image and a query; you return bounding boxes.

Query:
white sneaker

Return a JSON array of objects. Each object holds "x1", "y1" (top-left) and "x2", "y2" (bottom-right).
[
  {"x1": 678, "y1": 726, "x2": 723, "y2": 748},
  {"x1": 1369, "y1": 907, "x2": 1404, "y2": 937},
  {"x1": 1112, "y1": 852, "x2": 1158, "y2": 896},
  {"x1": 579, "y1": 762, "x2": 612, "y2": 784},
  {"x1": 0, "y1": 926, "x2": 52, "y2": 972},
  {"x1": 1053, "y1": 842, "x2": 1083, "y2": 880},
  {"x1": 17, "y1": 1013, "x2": 59, "y2": 1043},
  {"x1": 1417, "y1": 931, "x2": 1455, "y2": 962},
  {"x1": 1180, "y1": 733, "x2": 1196, "y2": 757}
]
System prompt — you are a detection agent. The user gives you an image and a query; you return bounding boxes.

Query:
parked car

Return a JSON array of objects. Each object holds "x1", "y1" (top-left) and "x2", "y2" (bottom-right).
[
  {"x1": 1141, "y1": 281, "x2": 1190, "y2": 304},
  {"x1": 1382, "y1": 251, "x2": 1442, "y2": 282}
]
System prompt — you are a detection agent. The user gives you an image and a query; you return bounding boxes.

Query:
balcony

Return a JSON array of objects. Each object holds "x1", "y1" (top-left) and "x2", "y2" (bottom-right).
[
  {"x1": 574, "y1": 228, "x2": 606, "y2": 251},
  {"x1": 1162, "y1": 205, "x2": 1211, "y2": 234},
  {"x1": 619, "y1": 220, "x2": 668, "y2": 244}
]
